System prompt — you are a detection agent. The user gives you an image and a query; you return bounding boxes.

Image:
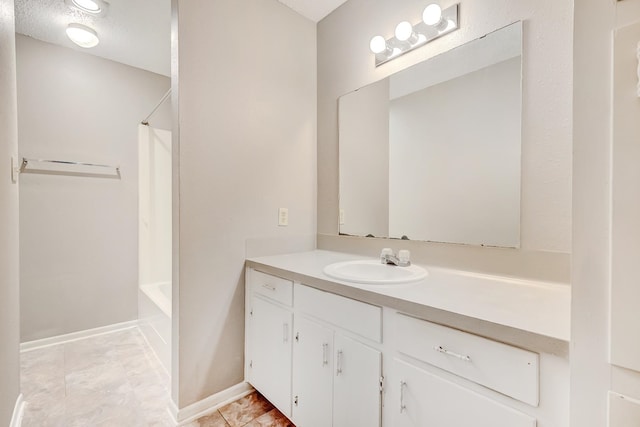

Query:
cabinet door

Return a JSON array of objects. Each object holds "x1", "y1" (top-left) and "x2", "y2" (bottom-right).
[
  {"x1": 609, "y1": 392, "x2": 640, "y2": 426},
  {"x1": 333, "y1": 334, "x2": 382, "y2": 427},
  {"x1": 292, "y1": 316, "x2": 334, "y2": 427},
  {"x1": 248, "y1": 295, "x2": 293, "y2": 417},
  {"x1": 392, "y1": 359, "x2": 536, "y2": 427},
  {"x1": 611, "y1": 20, "x2": 640, "y2": 374}
]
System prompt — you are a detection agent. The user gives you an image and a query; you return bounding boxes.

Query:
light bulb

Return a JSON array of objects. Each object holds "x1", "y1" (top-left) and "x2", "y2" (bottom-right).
[
  {"x1": 395, "y1": 21, "x2": 414, "y2": 42},
  {"x1": 72, "y1": 0, "x2": 101, "y2": 13},
  {"x1": 369, "y1": 35, "x2": 388, "y2": 54},
  {"x1": 66, "y1": 23, "x2": 99, "y2": 48},
  {"x1": 422, "y1": 3, "x2": 443, "y2": 26}
]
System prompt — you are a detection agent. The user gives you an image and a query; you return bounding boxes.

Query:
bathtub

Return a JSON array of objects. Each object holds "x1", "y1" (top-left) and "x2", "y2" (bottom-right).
[{"x1": 139, "y1": 282, "x2": 171, "y2": 372}]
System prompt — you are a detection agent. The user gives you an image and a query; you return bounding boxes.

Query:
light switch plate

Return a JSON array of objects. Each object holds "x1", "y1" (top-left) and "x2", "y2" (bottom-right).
[{"x1": 278, "y1": 208, "x2": 288, "y2": 226}]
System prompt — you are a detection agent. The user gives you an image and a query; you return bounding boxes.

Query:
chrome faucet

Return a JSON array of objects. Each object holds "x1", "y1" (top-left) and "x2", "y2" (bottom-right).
[{"x1": 380, "y1": 248, "x2": 411, "y2": 267}]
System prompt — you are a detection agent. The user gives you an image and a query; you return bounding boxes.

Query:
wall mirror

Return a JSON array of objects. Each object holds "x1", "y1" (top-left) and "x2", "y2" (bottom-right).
[{"x1": 338, "y1": 22, "x2": 522, "y2": 247}]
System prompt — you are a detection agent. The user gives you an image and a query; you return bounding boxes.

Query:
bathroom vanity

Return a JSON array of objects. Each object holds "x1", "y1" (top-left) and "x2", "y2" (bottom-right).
[{"x1": 244, "y1": 250, "x2": 570, "y2": 427}]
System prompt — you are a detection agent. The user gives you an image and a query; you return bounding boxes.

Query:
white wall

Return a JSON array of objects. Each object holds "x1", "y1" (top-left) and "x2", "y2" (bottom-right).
[
  {"x1": 389, "y1": 57, "x2": 521, "y2": 246},
  {"x1": 318, "y1": 0, "x2": 572, "y2": 278},
  {"x1": 0, "y1": 0, "x2": 21, "y2": 424},
  {"x1": 338, "y1": 78, "x2": 389, "y2": 237},
  {"x1": 16, "y1": 35, "x2": 171, "y2": 342},
  {"x1": 174, "y1": 0, "x2": 316, "y2": 408}
]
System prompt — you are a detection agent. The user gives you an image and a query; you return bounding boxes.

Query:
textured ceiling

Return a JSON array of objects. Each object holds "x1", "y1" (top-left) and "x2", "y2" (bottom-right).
[
  {"x1": 277, "y1": 0, "x2": 349, "y2": 22},
  {"x1": 15, "y1": 0, "x2": 171, "y2": 76},
  {"x1": 13, "y1": 0, "x2": 347, "y2": 77}
]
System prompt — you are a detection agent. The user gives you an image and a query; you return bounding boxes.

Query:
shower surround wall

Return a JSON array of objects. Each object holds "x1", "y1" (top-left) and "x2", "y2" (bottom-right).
[
  {"x1": 317, "y1": 0, "x2": 572, "y2": 279},
  {"x1": 16, "y1": 35, "x2": 171, "y2": 342},
  {"x1": 0, "y1": 0, "x2": 21, "y2": 424},
  {"x1": 138, "y1": 124, "x2": 172, "y2": 371}
]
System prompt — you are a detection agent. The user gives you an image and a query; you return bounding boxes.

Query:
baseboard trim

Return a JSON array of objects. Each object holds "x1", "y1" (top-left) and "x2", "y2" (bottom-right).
[
  {"x1": 10, "y1": 394, "x2": 24, "y2": 427},
  {"x1": 20, "y1": 320, "x2": 140, "y2": 352},
  {"x1": 169, "y1": 382, "x2": 254, "y2": 425}
]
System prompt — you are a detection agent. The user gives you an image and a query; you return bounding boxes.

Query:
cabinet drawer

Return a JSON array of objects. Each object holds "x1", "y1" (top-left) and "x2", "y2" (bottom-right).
[
  {"x1": 295, "y1": 284, "x2": 382, "y2": 343},
  {"x1": 394, "y1": 313, "x2": 539, "y2": 406},
  {"x1": 250, "y1": 269, "x2": 293, "y2": 307}
]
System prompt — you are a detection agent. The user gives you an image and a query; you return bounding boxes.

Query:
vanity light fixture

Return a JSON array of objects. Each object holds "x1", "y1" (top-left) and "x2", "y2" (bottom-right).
[
  {"x1": 66, "y1": 23, "x2": 100, "y2": 48},
  {"x1": 395, "y1": 21, "x2": 419, "y2": 44},
  {"x1": 422, "y1": 4, "x2": 444, "y2": 27},
  {"x1": 369, "y1": 3, "x2": 459, "y2": 67},
  {"x1": 370, "y1": 35, "x2": 394, "y2": 56}
]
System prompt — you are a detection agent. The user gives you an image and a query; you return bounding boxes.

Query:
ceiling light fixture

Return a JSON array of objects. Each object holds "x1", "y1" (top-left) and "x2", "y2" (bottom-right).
[
  {"x1": 66, "y1": 23, "x2": 100, "y2": 48},
  {"x1": 72, "y1": 0, "x2": 100, "y2": 13},
  {"x1": 65, "y1": 0, "x2": 109, "y2": 16},
  {"x1": 369, "y1": 3, "x2": 459, "y2": 67}
]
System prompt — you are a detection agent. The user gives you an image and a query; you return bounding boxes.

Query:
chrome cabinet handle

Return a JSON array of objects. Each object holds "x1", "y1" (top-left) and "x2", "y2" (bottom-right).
[
  {"x1": 322, "y1": 343, "x2": 329, "y2": 366},
  {"x1": 400, "y1": 380, "x2": 407, "y2": 413},
  {"x1": 433, "y1": 345, "x2": 471, "y2": 362},
  {"x1": 336, "y1": 350, "x2": 343, "y2": 375},
  {"x1": 262, "y1": 283, "x2": 276, "y2": 291},
  {"x1": 283, "y1": 323, "x2": 289, "y2": 343}
]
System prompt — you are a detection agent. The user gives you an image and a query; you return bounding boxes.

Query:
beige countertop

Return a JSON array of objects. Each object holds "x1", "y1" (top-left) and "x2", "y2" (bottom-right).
[{"x1": 246, "y1": 250, "x2": 571, "y2": 357}]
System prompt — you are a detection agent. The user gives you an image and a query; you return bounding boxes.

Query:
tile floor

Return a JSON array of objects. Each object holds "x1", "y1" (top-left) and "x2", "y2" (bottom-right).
[
  {"x1": 184, "y1": 393, "x2": 293, "y2": 427},
  {"x1": 20, "y1": 327, "x2": 293, "y2": 427}
]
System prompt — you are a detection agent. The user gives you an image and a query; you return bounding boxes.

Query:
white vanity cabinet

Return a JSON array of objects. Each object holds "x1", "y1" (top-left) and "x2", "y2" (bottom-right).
[
  {"x1": 292, "y1": 316, "x2": 382, "y2": 427},
  {"x1": 245, "y1": 270, "x2": 294, "y2": 417},
  {"x1": 291, "y1": 315, "x2": 334, "y2": 427},
  {"x1": 245, "y1": 263, "x2": 567, "y2": 427},
  {"x1": 292, "y1": 282, "x2": 383, "y2": 427},
  {"x1": 392, "y1": 359, "x2": 535, "y2": 427},
  {"x1": 386, "y1": 312, "x2": 538, "y2": 427},
  {"x1": 332, "y1": 333, "x2": 382, "y2": 426},
  {"x1": 246, "y1": 268, "x2": 383, "y2": 427}
]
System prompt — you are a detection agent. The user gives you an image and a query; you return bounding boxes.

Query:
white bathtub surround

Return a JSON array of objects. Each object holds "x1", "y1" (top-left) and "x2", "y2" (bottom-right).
[
  {"x1": 139, "y1": 125, "x2": 172, "y2": 288},
  {"x1": 139, "y1": 284, "x2": 172, "y2": 372},
  {"x1": 138, "y1": 124, "x2": 172, "y2": 373},
  {"x1": 140, "y1": 282, "x2": 172, "y2": 317}
]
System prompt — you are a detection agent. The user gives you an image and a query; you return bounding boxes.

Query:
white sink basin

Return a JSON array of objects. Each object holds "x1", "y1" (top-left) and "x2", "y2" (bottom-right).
[{"x1": 323, "y1": 260, "x2": 428, "y2": 285}]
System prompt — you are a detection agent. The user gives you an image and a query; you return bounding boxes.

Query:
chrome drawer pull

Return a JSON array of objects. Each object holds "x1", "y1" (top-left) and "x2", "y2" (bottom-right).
[
  {"x1": 336, "y1": 350, "x2": 343, "y2": 375},
  {"x1": 434, "y1": 345, "x2": 471, "y2": 362},
  {"x1": 261, "y1": 283, "x2": 276, "y2": 291},
  {"x1": 400, "y1": 380, "x2": 407, "y2": 413}
]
